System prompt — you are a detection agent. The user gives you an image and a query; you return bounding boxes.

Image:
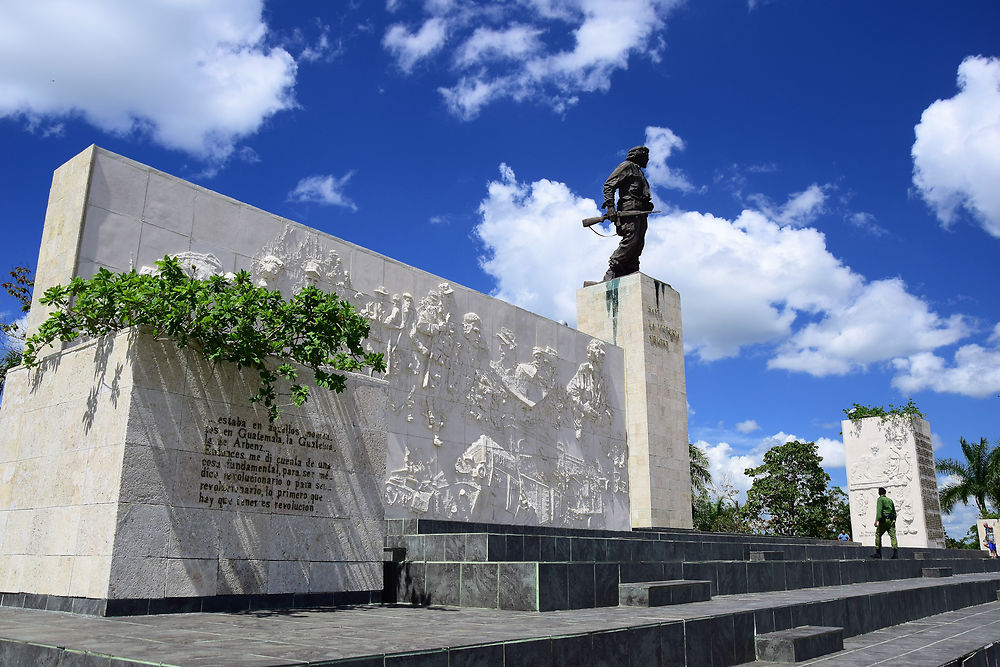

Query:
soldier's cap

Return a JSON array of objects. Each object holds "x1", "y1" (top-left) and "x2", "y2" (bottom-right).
[{"x1": 626, "y1": 145, "x2": 650, "y2": 161}]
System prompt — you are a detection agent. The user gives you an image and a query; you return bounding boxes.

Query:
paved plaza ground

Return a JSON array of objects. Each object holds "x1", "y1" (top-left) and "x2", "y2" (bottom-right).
[{"x1": 2, "y1": 573, "x2": 1000, "y2": 665}]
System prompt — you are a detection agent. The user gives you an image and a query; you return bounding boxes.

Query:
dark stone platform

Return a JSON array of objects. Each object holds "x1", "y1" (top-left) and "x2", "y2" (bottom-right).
[
  {"x1": 619, "y1": 580, "x2": 712, "y2": 606},
  {"x1": 755, "y1": 625, "x2": 844, "y2": 662},
  {"x1": 2, "y1": 521, "x2": 998, "y2": 665}
]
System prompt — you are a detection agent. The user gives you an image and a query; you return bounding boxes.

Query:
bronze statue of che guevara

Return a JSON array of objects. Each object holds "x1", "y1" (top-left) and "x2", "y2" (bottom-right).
[{"x1": 600, "y1": 145, "x2": 653, "y2": 282}]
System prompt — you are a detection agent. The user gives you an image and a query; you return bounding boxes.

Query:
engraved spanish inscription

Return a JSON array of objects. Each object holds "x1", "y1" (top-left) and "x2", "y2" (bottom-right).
[{"x1": 198, "y1": 414, "x2": 334, "y2": 513}]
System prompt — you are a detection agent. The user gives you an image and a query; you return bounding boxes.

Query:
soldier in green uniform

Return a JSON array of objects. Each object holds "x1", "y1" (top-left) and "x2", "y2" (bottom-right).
[{"x1": 870, "y1": 487, "x2": 898, "y2": 559}]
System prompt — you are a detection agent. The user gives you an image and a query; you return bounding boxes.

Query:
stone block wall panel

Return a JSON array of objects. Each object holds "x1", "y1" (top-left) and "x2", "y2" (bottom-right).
[{"x1": 0, "y1": 330, "x2": 387, "y2": 602}]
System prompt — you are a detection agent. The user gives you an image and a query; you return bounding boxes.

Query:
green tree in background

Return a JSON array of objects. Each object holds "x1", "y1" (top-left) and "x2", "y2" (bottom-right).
[
  {"x1": 0, "y1": 266, "x2": 33, "y2": 393},
  {"x1": 742, "y1": 440, "x2": 832, "y2": 537},
  {"x1": 689, "y1": 442, "x2": 711, "y2": 497},
  {"x1": 945, "y1": 524, "x2": 981, "y2": 550},
  {"x1": 827, "y1": 487, "x2": 852, "y2": 539},
  {"x1": 936, "y1": 437, "x2": 1000, "y2": 518}
]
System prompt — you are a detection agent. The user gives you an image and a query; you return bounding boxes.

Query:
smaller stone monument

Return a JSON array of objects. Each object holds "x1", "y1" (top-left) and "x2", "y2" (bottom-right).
[{"x1": 843, "y1": 415, "x2": 945, "y2": 549}]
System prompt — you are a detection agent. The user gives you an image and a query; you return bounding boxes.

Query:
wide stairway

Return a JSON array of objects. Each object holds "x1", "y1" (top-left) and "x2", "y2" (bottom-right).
[{"x1": 385, "y1": 518, "x2": 1000, "y2": 665}]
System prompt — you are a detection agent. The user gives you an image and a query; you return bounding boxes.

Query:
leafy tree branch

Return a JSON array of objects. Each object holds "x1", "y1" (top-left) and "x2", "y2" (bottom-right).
[{"x1": 21, "y1": 256, "x2": 384, "y2": 421}]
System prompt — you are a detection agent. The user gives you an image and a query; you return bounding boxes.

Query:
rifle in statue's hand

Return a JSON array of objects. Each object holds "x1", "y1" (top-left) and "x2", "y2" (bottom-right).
[{"x1": 581, "y1": 210, "x2": 661, "y2": 228}]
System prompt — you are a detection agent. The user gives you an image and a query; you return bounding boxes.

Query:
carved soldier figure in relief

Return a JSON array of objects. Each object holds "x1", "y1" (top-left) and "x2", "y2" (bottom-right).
[
  {"x1": 405, "y1": 283, "x2": 458, "y2": 445},
  {"x1": 509, "y1": 346, "x2": 559, "y2": 408},
  {"x1": 361, "y1": 286, "x2": 391, "y2": 366},
  {"x1": 601, "y1": 145, "x2": 654, "y2": 281},
  {"x1": 567, "y1": 340, "x2": 613, "y2": 439},
  {"x1": 255, "y1": 254, "x2": 284, "y2": 288},
  {"x1": 450, "y1": 312, "x2": 488, "y2": 403},
  {"x1": 384, "y1": 292, "x2": 416, "y2": 412},
  {"x1": 302, "y1": 259, "x2": 322, "y2": 287}
]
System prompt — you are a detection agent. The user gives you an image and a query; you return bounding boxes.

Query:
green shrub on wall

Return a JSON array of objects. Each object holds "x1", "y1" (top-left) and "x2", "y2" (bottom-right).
[{"x1": 22, "y1": 256, "x2": 384, "y2": 420}]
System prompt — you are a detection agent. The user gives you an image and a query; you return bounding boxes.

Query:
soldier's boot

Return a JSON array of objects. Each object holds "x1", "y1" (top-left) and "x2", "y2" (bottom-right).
[
  {"x1": 869, "y1": 549, "x2": 882, "y2": 559},
  {"x1": 891, "y1": 549, "x2": 898, "y2": 559}
]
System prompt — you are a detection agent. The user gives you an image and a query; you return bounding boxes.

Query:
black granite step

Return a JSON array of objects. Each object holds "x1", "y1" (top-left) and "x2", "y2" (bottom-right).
[
  {"x1": 390, "y1": 519, "x2": 993, "y2": 560},
  {"x1": 923, "y1": 567, "x2": 954, "y2": 577},
  {"x1": 755, "y1": 625, "x2": 844, "y2": 662},
  {"x1": 750, "y1": 551, "x2": 785, "y2": 561},
  {"x1": 619, "y1": 580, "x2": 711, "y2": 606},
  {"x1": 392, "y1": 552, "x2": 1000, "y2": 610}
]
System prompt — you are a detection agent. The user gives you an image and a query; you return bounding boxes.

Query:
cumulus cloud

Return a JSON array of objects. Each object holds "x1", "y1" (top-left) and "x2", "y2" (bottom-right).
[
  {"x1": 769, "y1": 278, "x2": 968, "y2": 376},
  {"x1": 735, "y1": 420, "x2": 760, "y2": 434},
  {"x1": 815, "y1": 437, "x2": 846, "y2": 469},
  {"x1": 644, "y1": 126, "x2": 695, "y2": 193},
  {"x1": 288, "y1": 173, "x2": 358, "y2": 210},
  {"x1": 696, "y1": 440, "x2": 761, "y2": 499},
  {"x1": 912, "y1": 56, "x2": 1000, "y2": 237},
  {"x1": 0, "y1": 0, "x2": 297, "y2": 163},
  {"x1": 748, "y1": 183, "x2": 829, "y2": 227},
  {"x1": 383, "y1": 0, "x2": 682, "y2": 119},
  {"x1": 891, "y1": 329, "x2": 1000, "y2": 398},
  {"x1": 476, "y1": 125, "x2": 974, "y2": 380}
]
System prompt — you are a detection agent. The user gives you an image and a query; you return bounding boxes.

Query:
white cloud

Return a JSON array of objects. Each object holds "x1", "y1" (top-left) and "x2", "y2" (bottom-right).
[
  {"x1": 815, "y1": 437, "x2": 845, "y2": 469},
  {"x1": 749, "y1": 184, "x2": 829, "y2": 227},
  {"x1": 912, "y1": 56, "x2": 1000, "y2": 237},
  {"x1": 644, "y1": 126, "x2": 694, "y2": 193},
  {"x1": 454, "y1": 25, "x2": 543, "y2": 67},
  {"x1": 476, "y1": 137, "x2": 969, "y2": 376},
  {"x1": 0, "y1": 1, "x2": 297, "y2": 163},
  {"x1": 288, "y1": 173, "x2": 358, "y2": 210},
  {"x1": 735, "y1": 420, "x2": 760, "y2": 434},
  {"x1": 891, "y1": 335, "x2": 1000, "y2": 398},
  {"x1": 769, "y1": 278, "x2": 968, "y2": 376},
  {"x1": 383, "y1": 17, "x2": 448, "y2": 72},
  {"x1": 846, "y1": 212, "x2": 888, "y2": 237},
  {"x1": 384, "y1": 0, "x2": 682, "y2": 119},
  {"x1": 695, "y1": 439, "x2": 760, "y2": 500}
]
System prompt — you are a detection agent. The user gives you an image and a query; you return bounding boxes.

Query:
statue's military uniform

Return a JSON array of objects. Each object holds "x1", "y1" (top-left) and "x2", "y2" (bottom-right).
[{"x1": 602, "y1": 146, "x2": 653, "y2": 281}]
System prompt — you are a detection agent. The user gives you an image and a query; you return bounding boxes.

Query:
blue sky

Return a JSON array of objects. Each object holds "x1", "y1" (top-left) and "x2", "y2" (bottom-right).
[{"x1": 1, "y1": 0, "x2": 998, "y2": 537}]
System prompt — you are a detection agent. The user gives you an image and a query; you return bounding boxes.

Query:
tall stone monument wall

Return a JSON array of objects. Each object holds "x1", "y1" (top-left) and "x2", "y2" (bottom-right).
[
  {"x1": 843, "y1": 415, "x2": 945, "y2": 549},
  {"x1": 20, "y1": 145, "x2": 631, "y2": 531}
]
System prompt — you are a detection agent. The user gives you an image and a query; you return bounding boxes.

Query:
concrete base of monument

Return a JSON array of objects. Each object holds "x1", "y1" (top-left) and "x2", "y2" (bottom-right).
[{"x1": 0, "y1": 330, "x2": 387, "y2": 614}]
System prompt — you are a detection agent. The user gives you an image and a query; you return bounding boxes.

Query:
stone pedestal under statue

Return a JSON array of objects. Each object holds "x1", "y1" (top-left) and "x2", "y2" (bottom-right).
[
  {"x1": 843, "y1": 415, "x2": 945, "y2": 549},
  {"x1": 577, "y1": 273, "x2": 693, "y2": 529}
]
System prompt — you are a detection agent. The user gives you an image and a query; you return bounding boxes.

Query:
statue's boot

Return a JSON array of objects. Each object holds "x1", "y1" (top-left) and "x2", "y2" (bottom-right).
[{"x1": 869, "y1": 549, "x2": 882, "y2": 559}]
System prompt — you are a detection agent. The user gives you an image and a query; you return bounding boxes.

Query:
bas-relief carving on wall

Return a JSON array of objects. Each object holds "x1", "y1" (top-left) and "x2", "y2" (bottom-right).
[
  {"x1": 846, "y1": 419, "x2": 920, "y2": 539},
  {"x1": 242, "y1": 225, "x2": 628, "y2": 528}
]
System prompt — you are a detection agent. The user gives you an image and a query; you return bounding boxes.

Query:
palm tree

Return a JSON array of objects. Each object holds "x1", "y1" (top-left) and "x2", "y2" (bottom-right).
[
  {"x1": 689, "y1": 442, "x2": 711, "y2": 496},
  {"x1": 936, "y1": 437, "x2": 1000, "y2": 517}
]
